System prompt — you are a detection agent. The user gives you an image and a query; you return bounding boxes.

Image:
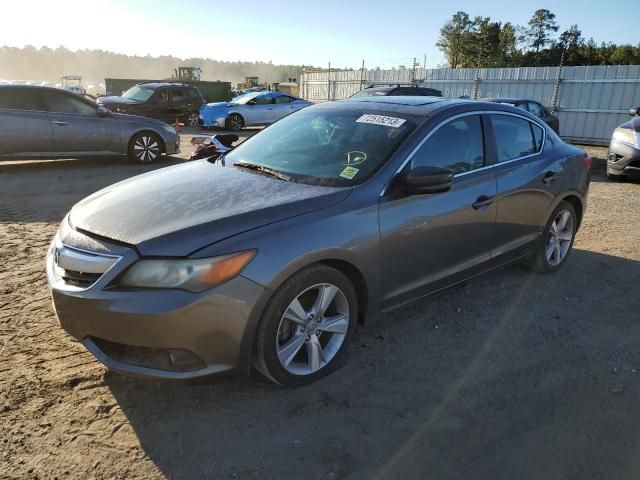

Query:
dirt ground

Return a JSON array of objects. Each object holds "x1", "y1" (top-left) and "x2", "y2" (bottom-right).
[{"x1": 1, "y1": 136, "x2": 639, "y2": 480}]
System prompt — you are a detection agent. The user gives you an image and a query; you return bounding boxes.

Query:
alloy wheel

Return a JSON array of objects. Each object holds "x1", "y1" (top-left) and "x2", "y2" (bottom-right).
[
  {"x1": 188, "y1": 113, "x2": 199, "y2": 128},
  {"x1": 133, "y1": 135, "x2": 160, "y2": 163},
  {"x1": 545, "y1": 209, "x2": 574, "y2": 266},
  {"x1": 229, "y1": 114, "x2": 243, "y2": 131},
  {"x1": 276, "y1": 283, "x2": 350, "y2": 375}
]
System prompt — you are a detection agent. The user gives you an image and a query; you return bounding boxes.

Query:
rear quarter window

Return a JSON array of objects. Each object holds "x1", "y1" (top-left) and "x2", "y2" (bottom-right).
[
  {"x1": 0, "y1": 88, "x2": 44, "y2": 111},
  {"x1": 491, "y1": 114, "x2": 540, "y2": 162}
]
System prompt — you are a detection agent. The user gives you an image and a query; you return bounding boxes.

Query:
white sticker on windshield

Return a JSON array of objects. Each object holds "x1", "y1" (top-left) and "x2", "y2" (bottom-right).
[{"x1": 356, "y1": 114, "x2": 406, "y2": 128}]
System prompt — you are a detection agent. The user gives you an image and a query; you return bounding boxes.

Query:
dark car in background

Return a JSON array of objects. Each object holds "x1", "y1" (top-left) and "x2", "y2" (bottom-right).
[
  {"x1": 0, "y1": 85, "x2": 180, "y2": 163},
  {"x1": 607, "y1": 106, "x2": 640, "y2": 180},
  {"x1": 484, "y1": 98, "x2": 559, "y2": 134},
  {"x1": 350, "y1": 84, "x2": 442, "y2": 98},
  {"x1": 47, "y1": 96, "x2": 590, "y2": 386},
  {"x1": 98, "y1": 82, "x2": 205, "y2": 127}
]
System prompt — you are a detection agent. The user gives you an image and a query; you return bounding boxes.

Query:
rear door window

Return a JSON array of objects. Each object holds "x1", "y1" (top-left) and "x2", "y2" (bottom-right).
[
  {"x1": 41, "y1": 90, "x2": 97, "y2": 115},
  {"x1": 171, "y1": 89, "x2": 186, "y2": 102},
  {"x1": 275, "y1": 95, "x2": 293, "y2": 104},
  {"x1": 490, "y1": 115, "x2": 539, "y2": 162},
  {"x1": 0, "y1": 88, "x2": 45, "y2": 111},
  {"x1": 411, "y1": 114, "x2": 485, "y2": 174}
]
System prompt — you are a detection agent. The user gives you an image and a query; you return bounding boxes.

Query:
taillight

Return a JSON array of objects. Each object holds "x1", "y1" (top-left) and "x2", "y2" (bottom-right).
[{"x1": 583, "y1": 156, "x2": 592, "y2": 170}]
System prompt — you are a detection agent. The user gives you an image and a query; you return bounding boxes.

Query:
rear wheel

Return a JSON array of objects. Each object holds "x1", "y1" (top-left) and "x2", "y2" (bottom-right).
[
  {"x1": 254, "y1": 265, "x2": 357, "y2": 387},
  {"x1": 128, "y1": 132, "x2": 163, "y2": 164},
  {"x1": 226, "y1": 113, "x2": 244, "y2": 131},
  {"x1": 524, "y1": 201, "x2": 577, "y2": 273}
]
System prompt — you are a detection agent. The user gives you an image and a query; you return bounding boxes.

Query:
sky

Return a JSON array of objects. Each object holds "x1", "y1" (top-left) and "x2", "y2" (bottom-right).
[{"x1": 1, "y1": 0, "x2": 637, "y2": 69}]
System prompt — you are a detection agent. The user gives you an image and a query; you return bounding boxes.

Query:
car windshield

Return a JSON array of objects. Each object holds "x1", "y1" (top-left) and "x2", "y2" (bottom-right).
[
  {"x1": 121, "y1": 85, "x2": 154, "y2": 102},
  {"x1": 230, "y1": 93, "x2": 263, "y2": 104},
  {"x1": 351, "y1": 88, "x2": 393, "y2": 98},
  {"x1": 224, "y1": 106, "x2": 416, "y2": 187}
]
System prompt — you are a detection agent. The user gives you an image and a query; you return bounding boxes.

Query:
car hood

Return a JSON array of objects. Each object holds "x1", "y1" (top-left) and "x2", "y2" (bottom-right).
[
  {"x1": 69, "y1": 161, "x2": 351, "y2": 256},
  {"x1": 98, "y1": 95, "x2": 141, "y2": 106}
]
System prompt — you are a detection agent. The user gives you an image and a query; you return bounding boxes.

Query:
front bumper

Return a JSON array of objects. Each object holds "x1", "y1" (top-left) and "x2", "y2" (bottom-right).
[
  {"x1": 608, "y1": 139, "x2": 640, "y2": 175},
  {"x1": 165, "y1": 134, "x2": 181, "y2": 155},
  {"x1": 47, "y1": 226, "x2": 267, "y2": 379},
  {"x1": 199, "y1": 114, "x2": 227, "y2": 128}
]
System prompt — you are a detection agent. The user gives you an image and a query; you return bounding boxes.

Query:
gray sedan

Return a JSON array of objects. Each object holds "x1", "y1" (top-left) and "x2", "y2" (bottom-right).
[
  {"x1": 47, "y1": 97, "x2": 591, "y2": 386},
  {"x1": 0, "y1": 85, "x2": 180, "y2": 163}
]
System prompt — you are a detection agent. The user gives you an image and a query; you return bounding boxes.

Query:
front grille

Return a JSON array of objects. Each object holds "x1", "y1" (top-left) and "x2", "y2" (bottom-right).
[
  {"x1": 92, "y1": 338, "x2": 206, "y2": 372},
  {"x1": 60, "y1": 269, "x2": 102, "y2": 287},
  {"x1": 50, "y1": 242, "x2": 121, "y2": 290}
]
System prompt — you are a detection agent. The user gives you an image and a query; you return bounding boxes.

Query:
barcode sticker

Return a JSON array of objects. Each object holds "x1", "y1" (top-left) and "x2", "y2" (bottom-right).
[{"x1": 356, "y1": 114, "x2": 406, "y2": 128}]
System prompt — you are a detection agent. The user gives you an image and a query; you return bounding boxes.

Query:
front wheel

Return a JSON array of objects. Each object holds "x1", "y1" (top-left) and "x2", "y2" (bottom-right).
[
  {"x1": 254, "y1": 265, "x2": 357, "y2": 387},
  {"x1": 226, "y1": 113, "x2": 244, "y2": 131},
  {"x1": 128, "y1": 132, "x2": 163, "y2": 164},
  {"x1": 187, "y1": 111, "x2": 200, "y2": 128},
  {"x1": 524, "y1": 201, "x2": 577, "y2": 273}
]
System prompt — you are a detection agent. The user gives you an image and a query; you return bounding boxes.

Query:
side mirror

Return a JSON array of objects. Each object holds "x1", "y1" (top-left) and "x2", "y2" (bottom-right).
[
  {"x1": 396, "y1": 166, "x2": 454, "y2": 195},
  {"x1": 629, "y1": 107, "x2": 640, "y2": 116},
  {"x1": 97, "y1": 106, "x2": 112, "y2": 117}
]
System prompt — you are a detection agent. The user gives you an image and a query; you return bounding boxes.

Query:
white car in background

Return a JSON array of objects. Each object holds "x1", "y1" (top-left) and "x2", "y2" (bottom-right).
[{"x1": 199, "y1": 91, "x2": 312, "y2": 131}]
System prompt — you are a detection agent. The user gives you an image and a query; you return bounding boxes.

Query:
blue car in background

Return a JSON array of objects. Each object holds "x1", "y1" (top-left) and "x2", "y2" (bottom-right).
[{"x1": 199, "y1": 91, "x2": 312, "y2": 131}]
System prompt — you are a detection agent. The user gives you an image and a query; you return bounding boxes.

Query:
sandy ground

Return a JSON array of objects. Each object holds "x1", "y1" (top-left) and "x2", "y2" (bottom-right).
[{"x1": 1, "y1": 138, "x2": 640, "y2": 480}]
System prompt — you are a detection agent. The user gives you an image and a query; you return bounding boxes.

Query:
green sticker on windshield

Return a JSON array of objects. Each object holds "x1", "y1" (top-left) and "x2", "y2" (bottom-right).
[{"x1": 339, "y1": 166, "x2": 359, "y2": 179}]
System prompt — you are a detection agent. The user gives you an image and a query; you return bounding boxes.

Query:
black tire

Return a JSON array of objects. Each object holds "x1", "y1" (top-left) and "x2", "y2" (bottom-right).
[
  {"x1": 128, "y1": 132, "x2": 163, "y2": 164},
  {"x1": 187, "y1": 111, "x2": 200, "y2": 128},
  {"x1": 607, "y1": 171, "x2": 626, "y2": 181},
  {"x1": 254, "y1": 264, "x2": 358, "y2": 387},
  {"x1": 226, "y1": 113, "x2": 244, "y2": 131},
  {"x1": 524, "y1": 200, "x2": 577, "y2": 273}
]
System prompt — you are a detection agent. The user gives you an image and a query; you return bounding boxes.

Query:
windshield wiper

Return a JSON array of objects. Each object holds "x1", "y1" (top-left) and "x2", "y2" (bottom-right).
[{"x1": 233, "y1": 161, "x2": 291, "y2": 182}]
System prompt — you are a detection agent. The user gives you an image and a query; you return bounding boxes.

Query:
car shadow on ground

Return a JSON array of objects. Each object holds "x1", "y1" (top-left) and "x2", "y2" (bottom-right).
[{"x1": 104, "y1": 249, "x2": 640, "y2": 480}]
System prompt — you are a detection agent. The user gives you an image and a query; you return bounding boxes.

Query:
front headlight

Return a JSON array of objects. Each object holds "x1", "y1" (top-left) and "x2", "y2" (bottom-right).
[
  {"x1": 117, "y1": 250, "x2": 256, "y2": 292},
  {"x1": 612, "y1": 127, "x2": 638, "y2": 147}
]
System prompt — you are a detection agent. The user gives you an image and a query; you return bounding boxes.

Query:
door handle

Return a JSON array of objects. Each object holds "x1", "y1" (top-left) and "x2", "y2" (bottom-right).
[
  {"x1": 472, "y1": 195, "x2": 495, "y2": 210},
  {"x1": 542, "y1": 170, "x2": 559, "y2": 184},
  {"x1": 52, "y1": 120, "x2": 68, "y2": 126}
]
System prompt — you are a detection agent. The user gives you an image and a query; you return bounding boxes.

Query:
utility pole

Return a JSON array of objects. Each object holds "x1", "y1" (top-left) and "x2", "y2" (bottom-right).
[
  {"x1": 360, "y1": 59, "x2": 365, "y2": 91},
  {"x1": 411, "y1": 57, "x2": 419, "y2": 85},
  {"x1": 327, "y1": 62, "x2": 331, "y2": 101}
]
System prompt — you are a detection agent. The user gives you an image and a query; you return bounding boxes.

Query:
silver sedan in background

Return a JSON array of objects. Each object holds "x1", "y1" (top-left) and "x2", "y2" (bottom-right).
[
  {"x1": 199, "y1": 91, "x2": 312, "y2": 131},
  {"x1": 0, "y1": 85, "x2": 180, "y2": 163}
]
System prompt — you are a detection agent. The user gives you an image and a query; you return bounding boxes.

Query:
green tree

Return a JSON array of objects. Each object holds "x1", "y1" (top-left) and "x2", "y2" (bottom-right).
[
  {"x1": 525, "y1": 9, "x2": 559, "y2": 64},
  {"x1": 436, "y1": 11, "x2": 473, "y2": 68}
]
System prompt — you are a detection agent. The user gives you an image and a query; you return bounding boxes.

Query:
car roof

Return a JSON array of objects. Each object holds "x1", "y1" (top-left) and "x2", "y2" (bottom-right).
[
  {"x1": 328, "y1": 95, "x2": 540, "y2": 119},
  {"x1": 484, "y1": 98, "x2": 539, "y2": 104},
  {"x1": 137, "y1": 82, "x2": 194, "y2": 89}
]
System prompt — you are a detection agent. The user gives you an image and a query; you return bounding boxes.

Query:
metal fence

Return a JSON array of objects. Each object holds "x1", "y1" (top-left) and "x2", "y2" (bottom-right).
[{"x1": 300, "y1": 65, "x2": 640, "y2": 145}]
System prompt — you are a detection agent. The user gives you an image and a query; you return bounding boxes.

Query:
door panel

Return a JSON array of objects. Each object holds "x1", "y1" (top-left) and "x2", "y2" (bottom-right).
[
  {"x1": 379, "y1": 171, "x2": 497, "y2": 308},
  {"x1": 379, "y1": 113, "x2": 497, "y2": 308},
  {"x1": 42, "y1": 90, "x2": 120, "y2": 153},
  {"x1": 245, "y1": 96, "x2": 275, "y2": 125},
  {"x1": 490, "y1": 114, "x2": 564, "y2": 260},
  {"x1": 0, "y1": 88, "x2": 52, "y2": 156}
]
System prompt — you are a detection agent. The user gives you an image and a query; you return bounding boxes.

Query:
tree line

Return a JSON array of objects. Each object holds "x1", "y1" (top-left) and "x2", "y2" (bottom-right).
[
  {"x1": 436, "y1": 9, "x2": 640, "y2": 68},
  {"x1": 0, "y1": 45, "x2": 303, "y2": 86}
]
